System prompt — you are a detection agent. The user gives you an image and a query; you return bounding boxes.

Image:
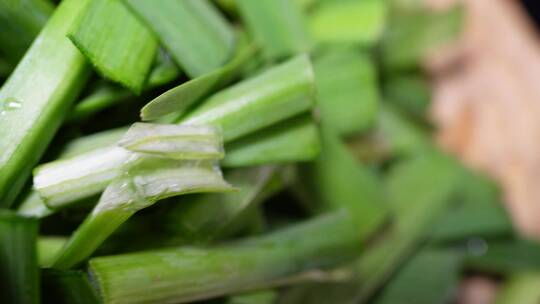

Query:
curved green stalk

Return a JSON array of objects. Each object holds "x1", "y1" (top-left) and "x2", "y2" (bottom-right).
[
  {"x1": 53, "y1": 124, "x2": 232, "y2": 269},
  {"x1": 140, "y1": 42, "x2": 255, "y2": 121}
]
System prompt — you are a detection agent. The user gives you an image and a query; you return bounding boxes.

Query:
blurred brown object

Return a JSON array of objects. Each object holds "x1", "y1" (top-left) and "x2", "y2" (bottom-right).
[
  {"x1": 457, "y1": 275, "x2": 498, "y2": 304},
  {"x1": 425, "y1": 0, "x2": 540, "y2": 238}
]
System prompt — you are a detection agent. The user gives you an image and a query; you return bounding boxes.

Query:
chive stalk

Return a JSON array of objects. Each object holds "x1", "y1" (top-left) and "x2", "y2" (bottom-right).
[
  {"x1": 0, "y1": 0, "x2": 91, "y2": 207},
  {"x1": 125, "y1": 0, "x2": 236, "y2": 78},
  {"x1": 223, "y1": 114, "x2": 320, "y2": 167},
  {"x1": 314, "y1": 48, "x2": 379, "y2": 135},
  {"x1": 68, "y1": 0, "x2": 158, "y2": 93},
  {"x1": 0, "y1": 211, "x2": 39, "y2": 304},
  {"x1": 181, "y1": 54, "x2": 315, "y2": 142},
  {"x1": 236, "y1": 0, "x2": 311, "y2": 60},
  {"x1": 70, "y1": 50, "x2": 181, "y2": 122},
  {"x1": 88, "y1": 212, "x2": 361, "y2": 304},
  {"x1": 34, "y1": 146, "x2": 131, "y2": 209},
  {"x1": 18, "y1": 127, "x2": 127, "y2": 217}
]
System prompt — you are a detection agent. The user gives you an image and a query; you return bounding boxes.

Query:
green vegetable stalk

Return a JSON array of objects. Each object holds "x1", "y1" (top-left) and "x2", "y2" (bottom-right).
[
  {"x1": 0, "y1": 0, "x2": 91, "y2": 207},
  {"x1": 89, "y1": 212, "x2": 361, "y2": 304}
]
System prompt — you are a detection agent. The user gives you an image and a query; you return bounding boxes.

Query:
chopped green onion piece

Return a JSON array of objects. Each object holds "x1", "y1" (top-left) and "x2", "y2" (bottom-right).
[
  {"x1": 0, "y1": 211, "x2": 39, "y2": 304},
  {"x1": 141, "y1": 42, "x2": 256, "y2": 121},
  {"x1": 70, "y1": 51, "x2": 181, "y2": 122},
  {"x1": 88, "y1": 212, "x2": 361, "y2": 304},
  {"x1": 182, "y1": 54, "x2": 315, "y2": 141},
  {"x1": 125, "y1": 0, "x2": 236, "y2": 78},
  {"x1": 53, "y1": 157, "x2": 232, "y2": 269},
  {"x1": 315, "y1": 48, "x2": 379, "y2": 135},
  {"x1": 119, "y1": 123, "x2": 224, "y2": 160},
  {"x1": 309, "y1": 0, "x2": 386, "y2": 45},
  {"x1": 0, "y1": 0, "x2": 91, "y2": 207},
  {"x1": 236, "y1": 0, "x2": 311, "y2": 60},
  {"x1": 298, "y1": 128, "x2": 386, "y2": 237},
  {"x1": 41, "y1": 269, "x2": 100, "y2": 304},
  {"x1": 34, "y1": 146, "x2": 130, "y2": 209},
  {"x1": 19, "y1": 127, "x2": 127, "y2": 218},
  {"x1": 0, "y1": 0, "x2": 53, "y2": 65},
  {"x1": 69, "y1": 0, "x2": 158, "y2": 93},
  {"x1": 223, "y1": 115, "x2": 320, "y2": 167}
]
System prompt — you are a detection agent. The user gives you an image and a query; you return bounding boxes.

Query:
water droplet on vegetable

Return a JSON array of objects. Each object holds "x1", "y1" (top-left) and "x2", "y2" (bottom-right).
[
  {"x1": 0, "y1": 98, "x2": 22, "y2": 116},
  {"x1": 467, "y1": 238, "x2": 488, "y2": 256}
]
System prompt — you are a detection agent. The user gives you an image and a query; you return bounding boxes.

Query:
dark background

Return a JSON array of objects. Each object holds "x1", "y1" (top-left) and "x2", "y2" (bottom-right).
[{"x1": 522, "y1": 0, "x2": 540, "y2": 29}]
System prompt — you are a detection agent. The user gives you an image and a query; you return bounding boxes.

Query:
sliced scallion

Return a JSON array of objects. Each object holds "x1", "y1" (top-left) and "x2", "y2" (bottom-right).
[
  {"x1": 236, "y1": 0, "x2": 311, "y2": 60},
  {"x1": 223, "y1": 115, "x2": 320, "y2": 167},
  {"x1": 69, "y1": 0, "x2": 158, "y2": 93},
  {"x1": 140, "y1": 41, "x2": 256, "y2": 121},
  {"x1": 125, "y1": 0, "x2": 236, "y2": 78},
  {"x1": 0, "y1": 211, "x2": 39, "y2": 304},
  {"x1": 88, "y1": 212, "x2": 360, "y2": 304},
  {"x1": 0, "y1": 0, "x2": 91, "y2": 207}
]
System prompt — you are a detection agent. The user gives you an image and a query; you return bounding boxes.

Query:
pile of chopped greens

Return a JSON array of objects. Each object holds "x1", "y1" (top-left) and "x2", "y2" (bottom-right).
[{"x1": 1, "y1": 0, "x2": 538, "y2": 303}]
